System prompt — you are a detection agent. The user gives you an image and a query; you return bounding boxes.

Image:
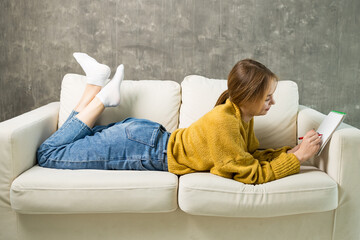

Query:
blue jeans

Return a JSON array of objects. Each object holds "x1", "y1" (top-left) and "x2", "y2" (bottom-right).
[{"x1": 37, "y1": 111, "x2": 170, "y2": 171}]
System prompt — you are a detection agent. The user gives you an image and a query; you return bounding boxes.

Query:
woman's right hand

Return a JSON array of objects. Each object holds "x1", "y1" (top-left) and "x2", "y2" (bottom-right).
[{"x1": 294, "y1": 129, "x2": 322, "y2": 163}]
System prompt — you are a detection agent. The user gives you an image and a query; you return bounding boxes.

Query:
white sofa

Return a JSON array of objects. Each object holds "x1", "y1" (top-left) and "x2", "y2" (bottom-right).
[{"x1": 1, "y1": 74, "x2": 359, "y2": 240}]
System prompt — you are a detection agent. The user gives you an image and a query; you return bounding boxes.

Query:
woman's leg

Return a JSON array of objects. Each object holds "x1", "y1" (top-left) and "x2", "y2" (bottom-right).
[
  {"x1": 72, "y1": 52, "x2": 110, "y2": 112},
  {"x1": 76, "y1": 64, "x2": 124, "y2": 128},
  {"x1": 75, "y1": 96, "x2": 105, "y2": 128},
  {"x1": 38, "y1": 117, "x2": 169, "y2": 171},
  {"x1": 74, "y1": 84, "x2": 102, "y2": 113},
  {"x1": 39, "y1": 53, "x2": 111, "y2": 146},
  {"x1": 71, "y1": 52, "x2": 115, "y2": 128},
  {"x1": 37, "y1": 60, "x2": 125, "y2": 169}
]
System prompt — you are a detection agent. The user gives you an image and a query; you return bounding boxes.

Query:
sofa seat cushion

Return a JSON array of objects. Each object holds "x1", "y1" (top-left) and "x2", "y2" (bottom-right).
[
  {"x1": 10, "y1": 166, "x2": 178, "y2": 214},
  {"x1": 178, "y1": 166, "x2": 337, "y2": 218}
]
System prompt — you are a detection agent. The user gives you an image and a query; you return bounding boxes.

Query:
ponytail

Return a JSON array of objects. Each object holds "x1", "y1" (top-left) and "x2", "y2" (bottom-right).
[
  {"x1": 214, "y1": 90, "x2": 229, "y2": 107},
  {"x1": 214, "y1": 59, "x2": 278, "y2": 108}
]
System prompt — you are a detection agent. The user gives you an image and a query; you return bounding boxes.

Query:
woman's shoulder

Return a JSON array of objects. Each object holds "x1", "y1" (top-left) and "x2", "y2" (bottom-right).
[{"x1": 198, "y1": 100, "x2": 240, "y2": 126}]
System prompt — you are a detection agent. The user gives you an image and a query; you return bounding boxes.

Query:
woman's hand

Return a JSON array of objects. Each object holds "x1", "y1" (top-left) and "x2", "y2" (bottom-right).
[
  {"x1": 287, "y1": 144, "x2": 300, "y2": 154},
  {"x1": 294, "y1": 129, "x2": 322, "y2": 164}
]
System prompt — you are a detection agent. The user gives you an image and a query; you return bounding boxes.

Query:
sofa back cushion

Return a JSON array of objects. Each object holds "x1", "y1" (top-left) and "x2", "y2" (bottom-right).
[
  {"x1": 58, "y1": 74, "x2": 181, "y2": 132},
  {"x1": 179, "y1": 75, "x2": 299, "y2": 149}
]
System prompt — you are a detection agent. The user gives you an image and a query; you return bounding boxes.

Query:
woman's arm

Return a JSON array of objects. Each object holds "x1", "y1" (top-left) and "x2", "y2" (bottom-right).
[
  {"x1": 218, "y1": 150, "x2": 300, "y2": 184},
  {"x1": 253, "y1": 130, "x2": 321, "y2": 163},
  {"x1": 220, "y1": 131, "x2": 320, "y2": 184},
  {"x1": 252, "y1": 146, "x2": 292, "y2": 162}
]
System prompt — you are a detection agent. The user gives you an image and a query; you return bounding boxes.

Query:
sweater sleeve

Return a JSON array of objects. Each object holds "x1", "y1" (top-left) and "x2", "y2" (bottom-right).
[
  {"x1": 210, "y1": 122, "x2": 300, "y2": 184},
  {"x1": 252, "y1": 146, "x2": 292, "y2": 162},
  {"x1": 219, "y1": 150, "x2": 300, "y2": 184}
]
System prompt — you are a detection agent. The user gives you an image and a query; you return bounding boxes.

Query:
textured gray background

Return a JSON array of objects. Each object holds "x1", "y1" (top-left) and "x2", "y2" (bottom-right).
[{"x1": 1, "y1": 0, "x2": 359, "y2": 128}]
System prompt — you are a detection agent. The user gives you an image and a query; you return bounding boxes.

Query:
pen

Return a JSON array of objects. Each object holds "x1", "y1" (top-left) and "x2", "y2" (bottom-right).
[{"x1": 298, "y1": 134, "x2": 322, "y2": 140}]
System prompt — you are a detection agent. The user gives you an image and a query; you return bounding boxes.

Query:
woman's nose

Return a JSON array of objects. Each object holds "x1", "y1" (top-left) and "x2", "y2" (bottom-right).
[{"x1": 270, "y1": 97, "x2": 275, "y2": 105}]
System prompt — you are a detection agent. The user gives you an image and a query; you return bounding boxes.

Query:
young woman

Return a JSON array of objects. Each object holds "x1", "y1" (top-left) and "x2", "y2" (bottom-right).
[{"x1": 37, "y1": 53, "x2": 321, "y2": 184}]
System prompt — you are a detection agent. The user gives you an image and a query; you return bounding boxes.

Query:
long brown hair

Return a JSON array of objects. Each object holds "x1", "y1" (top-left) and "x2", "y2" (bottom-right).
[{"x1": 215, "y1": 59, "x2": 278, "y2": 107}]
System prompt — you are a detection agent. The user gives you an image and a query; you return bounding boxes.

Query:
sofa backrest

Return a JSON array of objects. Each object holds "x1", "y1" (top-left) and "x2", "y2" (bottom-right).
[
  {"x1": 59, "y1": 74, "x2": 299, "y2": 149},
  {"x1": 179, "y1": 75, "x2": 299, "y2": 149},
  {"x1": 58, "y1": 74, "x2": 181, "y2": 132}
]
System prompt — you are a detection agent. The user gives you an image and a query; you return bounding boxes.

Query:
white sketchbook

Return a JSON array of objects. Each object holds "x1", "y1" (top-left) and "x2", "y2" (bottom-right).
[{"x1": 316, "y1": 111, "x2": 346, "y2": 155}]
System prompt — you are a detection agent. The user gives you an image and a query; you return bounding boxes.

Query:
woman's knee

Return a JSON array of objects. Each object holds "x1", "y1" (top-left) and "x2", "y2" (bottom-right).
[{"x1": 36, "y1": 143, "x2": 52, "y2": 167}]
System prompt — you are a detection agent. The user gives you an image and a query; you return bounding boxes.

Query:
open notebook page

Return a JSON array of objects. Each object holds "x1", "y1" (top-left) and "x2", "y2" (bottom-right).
[{"x1": 316, "y1": 111, "x2": 346, "y2": 156}]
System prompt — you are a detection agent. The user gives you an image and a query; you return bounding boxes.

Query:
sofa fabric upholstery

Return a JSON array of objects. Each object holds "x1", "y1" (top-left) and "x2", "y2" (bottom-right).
[{"x1": 1, "y1": 74, "x2": 359, "y2": 240}]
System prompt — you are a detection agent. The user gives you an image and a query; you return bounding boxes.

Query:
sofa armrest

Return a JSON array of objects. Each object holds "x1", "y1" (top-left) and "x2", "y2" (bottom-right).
[
  {"x1": 326, "y1": 126, "x2": 360, "y2": 240},
  {"x1": 297, "y1": 105, "x2": 325, "y2": 139},
  {"x1": 298, "y1": 105, "x2": 360, "y2": 239},
  {"x1": 0, "y1": 102, "x2": 59, "y2": 208}
]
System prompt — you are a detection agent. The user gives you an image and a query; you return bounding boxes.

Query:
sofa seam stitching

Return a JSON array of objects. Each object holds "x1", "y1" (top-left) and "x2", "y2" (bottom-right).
[
  {"x1": 11, "y1": 186, "x2": 178, "y2": 191},
  {"x1": 179, "y1": 185, "x2": 337, "y2": 195}
]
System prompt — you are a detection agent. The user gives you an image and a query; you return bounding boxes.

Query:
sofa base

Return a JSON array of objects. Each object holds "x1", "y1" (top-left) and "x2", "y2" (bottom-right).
[
  {"x1": 13, "y1": 209, "x2": 334, "y2": 240},
  {"x1": 0, "y1": 207, "x2": 17, "y2": 240}
]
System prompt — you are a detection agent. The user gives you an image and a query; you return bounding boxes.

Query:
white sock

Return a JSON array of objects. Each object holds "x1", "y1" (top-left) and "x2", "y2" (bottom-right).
[
  {"x1": 73, "y1": 52, "x2": 111, "y2": 86},
  {"x1": 96, "y1": 64, "x2": 124, "y2": 107}
]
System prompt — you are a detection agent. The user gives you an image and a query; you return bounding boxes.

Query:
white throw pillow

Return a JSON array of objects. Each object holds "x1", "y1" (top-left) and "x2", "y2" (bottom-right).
[
  {"x1": 58, "y1": 74, "x2": 181, "y2": 132},
  {"x1": 179, "y1": 75, "x2": 299, "y2": 149}
]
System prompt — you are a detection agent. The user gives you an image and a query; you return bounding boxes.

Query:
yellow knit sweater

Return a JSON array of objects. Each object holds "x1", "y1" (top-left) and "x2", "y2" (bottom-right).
[{"x1": 167, "y1": 99, "x2": 300, "y2": 184}]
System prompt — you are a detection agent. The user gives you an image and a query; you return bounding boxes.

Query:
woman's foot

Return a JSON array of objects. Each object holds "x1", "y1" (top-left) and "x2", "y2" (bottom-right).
[
  {"x1": 96, "y1": 64, "x2": 124, "y2": 107},
  {"x1": 73, "y1": 52, "x2": 111, "y2": 87}
]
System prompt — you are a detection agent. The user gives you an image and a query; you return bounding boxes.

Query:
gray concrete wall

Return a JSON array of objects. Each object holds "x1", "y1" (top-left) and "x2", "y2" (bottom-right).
[{"x1": 1, "y1": 0, "x2": 359, "y2": 128}]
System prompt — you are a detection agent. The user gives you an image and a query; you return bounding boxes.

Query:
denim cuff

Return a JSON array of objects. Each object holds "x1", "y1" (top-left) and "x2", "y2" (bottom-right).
[
  {"x1": 69, "y1": 110, "x2": 79, "y2": 118},
  {"x1": 65, "y1": 110, "x2": 93, "y2": 137}
]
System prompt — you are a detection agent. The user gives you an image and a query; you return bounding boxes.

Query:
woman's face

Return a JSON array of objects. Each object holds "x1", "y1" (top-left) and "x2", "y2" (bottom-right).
[
  {"x1": 257, "y1": 80, "x2": 277, "y2": 116},
  {"x1": 241, "y1": 80, "x2": 277, "y2": 119}
]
